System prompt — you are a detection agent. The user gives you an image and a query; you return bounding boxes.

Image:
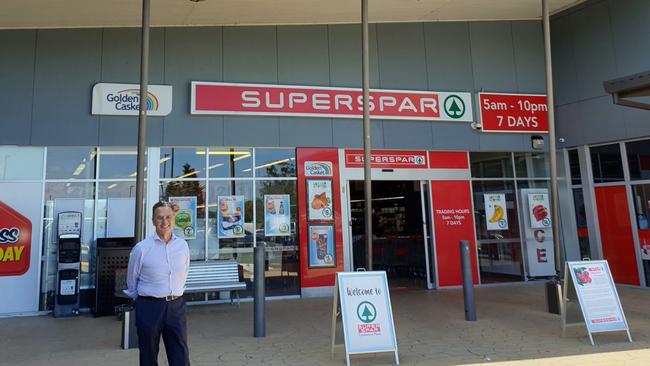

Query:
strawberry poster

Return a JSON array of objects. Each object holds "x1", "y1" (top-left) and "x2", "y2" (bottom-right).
[
  {"x1": 483, "y1": 194, "x2": 507, "y2": 231},
  {"x1": 307, "y1": 180, "x2": 333, "y2": 221},
  {"x1": 528, "y1": 193, "x2": 551, "y2": 229}
]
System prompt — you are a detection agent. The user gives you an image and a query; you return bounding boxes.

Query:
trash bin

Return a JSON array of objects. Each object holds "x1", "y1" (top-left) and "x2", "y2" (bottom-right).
[
  {"x1": 545, "y1": 279, "x2": 561, "y2": 315},
  {"x1": 118, "y1": 303, "x2": 138, "y2": 350}
]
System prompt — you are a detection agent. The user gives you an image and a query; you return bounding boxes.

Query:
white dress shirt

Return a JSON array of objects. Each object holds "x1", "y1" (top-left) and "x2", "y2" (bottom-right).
[{"x1": 124, "y1": 233, "x2": 190, "y2": 299}]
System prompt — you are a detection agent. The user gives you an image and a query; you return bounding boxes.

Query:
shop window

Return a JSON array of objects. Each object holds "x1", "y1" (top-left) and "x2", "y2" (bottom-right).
[
  {"x1": 46, "y1": 147, "x2": 96, "y2": 180},
  {"x1": 160, "y1": 147, "x2": 207, "y2": 179},
  {"x1": 41, "y1": 182, "x2": 95, "y2": 311},
  {"x1": 590, "y1": 144, "x2": 624, "y2": 183},
  {"x1": 159, "y1": 181, "x2": 207, "y2": 261},
  {"x1": 471, "y1": 180, "x2": 523, "y2": 282},
  {"x1": 626, "y1": 139, "x2": 650, "y2": 181},
  {"x1": 255, "y1": 180, "x2": 300, "y2": 295},
  {"x1": 470, "y1": 152, "x2": 514, "y2": 178},
  {"x1": 97, "y1": 147, "x2": 138, "y2": 179},
  {"x1": 254, "y1": 148, "x2": 297, "y2": 178},
  {"x1": 514, "y1": 153, "x2": 549, "y2": 179},
  {"x1": 631, "y1": 184, "x2": 650, "y2": 286},
  {"x1": 568, "y1": 149, "x2": 581, "y2": 185},
  {"x1": 572, "y1": 188, "x2": 591, "y2": 260},
  {"x1": 0, "y1": 146, "x2": 43, "y2": 180},
  {"x1": 96, "y1": 182, "x2": 138, "y2": 239},
  {"x1": 207, "y1": 147, "x2": 253, "y2": 178}
]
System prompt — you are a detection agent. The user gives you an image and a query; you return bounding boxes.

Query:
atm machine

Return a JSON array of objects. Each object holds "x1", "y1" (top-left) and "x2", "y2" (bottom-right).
[{"x1": 54, "y1": 211, "x2": 82, "y2": 317}]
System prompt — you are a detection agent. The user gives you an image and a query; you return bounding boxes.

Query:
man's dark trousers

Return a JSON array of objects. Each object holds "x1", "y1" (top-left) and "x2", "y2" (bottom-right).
[{"x1": 135, "y1": 297, "x2": 190, "y2": 366}]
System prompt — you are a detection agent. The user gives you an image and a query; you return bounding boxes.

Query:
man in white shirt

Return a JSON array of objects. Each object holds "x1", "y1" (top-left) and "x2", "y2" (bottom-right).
[{"x1": 125, "y1": 201, "x2": 190, "y2": 366}]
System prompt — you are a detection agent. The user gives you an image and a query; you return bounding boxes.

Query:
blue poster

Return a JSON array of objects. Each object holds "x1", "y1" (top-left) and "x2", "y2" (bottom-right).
[
  {"x1": 308, "y1": 225, "x2": 335, "y2": 268},
  {"x1": 217, "y1": 195, "x2": 245, "y2": 238},
  {"x1": 264, "y1": 194, "x2": 290, "y2": 237}
]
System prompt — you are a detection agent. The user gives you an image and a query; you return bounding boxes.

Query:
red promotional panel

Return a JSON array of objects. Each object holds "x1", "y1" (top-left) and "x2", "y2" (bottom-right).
[
  {"x1": 344, "y1": 150, "x2": 428, "y2": 169},
  {"x1": 297, "y1": 148, "x2": 344, "y2": 288},
  {"x1": 594, "y1": 186, "x2": 640, "y2": 285},
  {"x1": 479, "y1": 92, "x2": 548, "y2": 133},
  {"x1": 430, "y1": 181, "x2": 479, "y2": 286},
  {"x1": 0, "y1": 201, "x2": 32, "y2": 276},
  {"x1": 428, "y1": 151, "x2": 469, "y2": 169}
]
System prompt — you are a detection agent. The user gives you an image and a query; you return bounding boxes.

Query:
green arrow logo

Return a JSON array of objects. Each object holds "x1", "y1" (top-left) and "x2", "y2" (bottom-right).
[
  {"x1": 443, "y1": 95, "x2": 466, "y2": 119},
  {"x1": 356, "y1": 301, "x2": 377, "y2": 323}
]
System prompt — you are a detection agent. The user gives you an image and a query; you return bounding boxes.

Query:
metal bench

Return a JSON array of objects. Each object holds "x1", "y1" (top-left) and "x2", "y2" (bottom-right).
[{"x1": 184, "y1": 259, "x2": 247, "y2": 306}]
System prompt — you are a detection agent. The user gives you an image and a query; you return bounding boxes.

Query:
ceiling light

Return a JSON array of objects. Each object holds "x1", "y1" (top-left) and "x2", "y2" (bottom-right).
[
  {"x1": 254, "y1": 157, "x2": 295, "y2": 170},
  {"x1": 72, "y1": 163, "x2": 86, "y2": 176},
  {"x1": 160, "y1": 157, "x2": 171, "y2": 164},
  {"x1": 107, "y1": 183, "x2": 118, "y2": 190}
]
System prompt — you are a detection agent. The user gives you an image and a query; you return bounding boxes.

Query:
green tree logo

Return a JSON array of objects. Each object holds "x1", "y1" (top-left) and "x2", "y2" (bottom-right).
[
  {"x1": 444, "y1": 95, "x2": 466, "y2": 119},
  {"x1": 356, "y1": 301, "x2": 377, "y2": 323}
]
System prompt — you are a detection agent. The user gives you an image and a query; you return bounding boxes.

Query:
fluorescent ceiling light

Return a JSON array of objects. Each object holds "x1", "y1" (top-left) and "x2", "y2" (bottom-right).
[
  {"x1": 72, "y1": 163, "x2": 86, "y2": 176},
  {"x1": 196, "y1": 150, "x2": 251, "y2": 156},
  {"x1": 254, "y1": 157, "x2": 295, "y2": 170},
  {"x1": 350, "y1": 196, "x2": 405, "y2": 203},
  {"x1": 207, "y1": 163, "x2": 224, "y2": 170},
  {"x1": 98, "y1": 150, "x2": 137, "y2": 156},
  {"x1": 177, "y1": 170, "x2": 199, "y2": 179},
  {"x1": 159, "y1": 157, "x2": 171, "y2": 164},
  {"x1": 233, "y1": 153, "x2": 251, "y2": 161},
  {"x1": 107, "y1": 183, "x2": 118, "y2": 190}
]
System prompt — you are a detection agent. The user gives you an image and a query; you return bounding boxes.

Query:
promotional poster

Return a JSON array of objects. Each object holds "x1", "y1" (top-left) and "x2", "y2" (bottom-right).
[
  {"x1": 169, "y1": 196, "x2": 197, "y2": 240},
  {"x1": 308, "y1": 225, "x2": 335, "y2": 267},
  {"x1": 264, "y1": 194, "x2": 291, "y2": 237},
  {"x1": 528, "y1": 193, "x2": 551, "y2": 229},
  {"x1": 217, "y1": 196, "x2": 245, "y2": 238},
  {"x1": 307, "y1": 180, "x2": 334, "y2": 221},
  {"x1": 519, "y1": 189, "x2": 555, "y2": 277},
  {"x1": 484, "y1": 194, "x2": 508, "y2": 230}
]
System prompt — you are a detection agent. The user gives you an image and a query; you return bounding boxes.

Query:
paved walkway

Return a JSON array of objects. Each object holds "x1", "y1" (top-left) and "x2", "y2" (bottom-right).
[{"x1": 1, "y1": 283, "x2": 649, "y2": 365}]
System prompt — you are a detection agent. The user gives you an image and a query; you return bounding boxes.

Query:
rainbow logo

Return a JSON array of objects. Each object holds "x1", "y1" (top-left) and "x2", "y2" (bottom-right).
[{"x1": 117, "y1": 89, "x2": 159, "y2": 111}]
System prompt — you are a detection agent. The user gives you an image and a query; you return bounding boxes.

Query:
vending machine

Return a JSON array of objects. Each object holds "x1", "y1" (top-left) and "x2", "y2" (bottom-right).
[{"x1": 54, "y1": 211, "x2": 82, "y2": 317}]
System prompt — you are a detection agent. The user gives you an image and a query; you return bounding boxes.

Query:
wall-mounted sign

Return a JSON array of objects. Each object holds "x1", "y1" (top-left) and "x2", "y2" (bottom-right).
[
  {"x1": 519, "y1": 189, "x2": 555, "y2": 277},
  {"x1": 332, "y1": 271, "x2": 399, "y2": 365},
  {"x1": 0, "y1": 201, "x2": 32, "y2": 277},
  {"x1": 344, "y1": 150, "x2": 428, "y2": 169},
  {"x1": 191, "y1": 82, "x2": 473, "y2": 121},
  {"x1": 264, "y1": 194, "x2": 291, "y2": 237},
  {"x1": 217, "y1": 196, "x2": 245, "y2": 238},
  {"x1": 563, "y1": 260, "x2": 632, "y2": 345},
  {"x1": 308, "y1": 225, "x2": 335, "y2": 268},
  {"x1": 478, "y1": 92, "x2": 548, "y2": 133},
  {"x1": 169, "y1": 196, "x2": 197, "y2": 240},
  {"x1": 304, "y1": 161, "x2": 333, "y2": 177},
  {"x1": 307, "y1": 180, "x2": 334, "y2": 221},
  {"x1": 91, "y1": 83, "x2": 172, "y2": 116},
  {"x1": 484, "y1": 193, "x2": 508, "y2": 230}
]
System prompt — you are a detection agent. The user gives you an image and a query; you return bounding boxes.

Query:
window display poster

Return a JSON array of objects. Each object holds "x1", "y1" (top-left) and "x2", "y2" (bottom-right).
[
  {"x1": 217, "y1": 196, "x2": 245, "y2": 238},
  {"x1": 307, "y1": 180, "x2": 334, "y2": 221},
  {"x1": 484, "y1": 193, "x2": 508, "y2": 230},
  {"x1": 528, "y1": 192, "x2": 551, "y2": 229},
  {"x1": 169, "y1": 196, "x2": 197, "y2": 240},
  {"x1": 567, "y1": 260, "x2": 629, "y2": 334},
  {"x1": 519, "y1": 189, "x2": 555, "y2": 277},
  {"x1": 264, "y1": 194, "x2": 291, "y2": 237},
  {"x1": 308, "y1": 225, "x2": 335, "y2": 267}
]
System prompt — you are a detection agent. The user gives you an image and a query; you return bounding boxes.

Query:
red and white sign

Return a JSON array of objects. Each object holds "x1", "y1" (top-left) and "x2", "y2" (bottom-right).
[
  {"x1": 479, "y1": 92, "x2": 548, "y2": 133},
  {"x1": 344, "y1": 150, "x2": 428, "y2": 169},
  {"x1": 191, "y1": 82, "x2": 473, "y2": 122},
  {"x1": 0, "y1": 201, "x2": 32, "y2": 276}
]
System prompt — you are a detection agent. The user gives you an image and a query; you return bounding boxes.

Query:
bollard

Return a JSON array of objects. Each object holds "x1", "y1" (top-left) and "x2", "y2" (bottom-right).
[
  {"x1": 254, "y1": 244, "x2": 266, "y2": 337},
  {"x1": 460, "y1": 240, "x2": 477, "y2": 321}
]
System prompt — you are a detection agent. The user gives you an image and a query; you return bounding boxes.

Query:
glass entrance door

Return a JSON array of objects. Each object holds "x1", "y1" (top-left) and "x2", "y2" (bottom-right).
[{"x1": 349, "y1": 180, "x2": 428, "y2": 289}]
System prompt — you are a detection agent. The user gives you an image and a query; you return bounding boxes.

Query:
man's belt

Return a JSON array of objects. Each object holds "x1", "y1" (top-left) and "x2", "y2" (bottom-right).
[{"x1": 138, "y1": 295, "x2": 182, "y2": 302}]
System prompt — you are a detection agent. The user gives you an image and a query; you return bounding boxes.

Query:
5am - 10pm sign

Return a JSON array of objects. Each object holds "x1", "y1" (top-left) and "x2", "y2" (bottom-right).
[{"x1": 479, "y1": 92, "x2": 548, "y2": 133}]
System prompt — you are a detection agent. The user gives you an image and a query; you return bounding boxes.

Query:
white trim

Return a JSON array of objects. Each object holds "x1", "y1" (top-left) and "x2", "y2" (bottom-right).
[
  {"x1": 420, "y1": 181, "x2": 433, "y2": 289},
  {"x1": 625, "y1": 185, "x2": 646, "y2": 287},
  {"x1": 579, "y1": 145, "x2": 603, "y2": 260},
  {"x1": 35, "y1": 148, "x2": 47, "y2": 312}
]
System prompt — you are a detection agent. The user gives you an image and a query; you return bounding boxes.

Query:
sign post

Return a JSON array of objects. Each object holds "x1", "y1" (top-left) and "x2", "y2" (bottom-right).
[
  {"x1": 562, "y1": 260, "x2": 632, "y2": 345},
  {"x1": 331, "y1": 271, "x2": 399, "y2": 365}
]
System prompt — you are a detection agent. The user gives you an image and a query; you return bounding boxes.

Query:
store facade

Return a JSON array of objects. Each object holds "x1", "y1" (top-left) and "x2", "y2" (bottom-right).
[{"x1": 1, "y1": 0, "x2": 649, "y2": 317}]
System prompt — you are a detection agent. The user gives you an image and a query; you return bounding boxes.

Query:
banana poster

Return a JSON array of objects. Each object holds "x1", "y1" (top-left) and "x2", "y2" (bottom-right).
[{"x1": 484, "y1": 194, "x2": 508, "y2": 230}]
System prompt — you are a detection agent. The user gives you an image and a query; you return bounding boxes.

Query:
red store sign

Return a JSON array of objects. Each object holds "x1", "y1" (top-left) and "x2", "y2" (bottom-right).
[
  {"x1": 479, "y1": 92, "x2": 549, "y2": 133},
  {"x1": 344, "y1": 150, "x2": 428, "y2": 169},
  {"x1": 191, "y1": 82, "x2": 473, "y2": 121},
  {"x1": 0, "y1": 201, "x2": 32, "y2": 276}
]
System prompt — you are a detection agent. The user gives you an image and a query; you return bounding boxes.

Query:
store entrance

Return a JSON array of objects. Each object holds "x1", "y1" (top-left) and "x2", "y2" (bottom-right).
[{"x1": 349, "y1": 180, "x2": 428, "y2": 289}]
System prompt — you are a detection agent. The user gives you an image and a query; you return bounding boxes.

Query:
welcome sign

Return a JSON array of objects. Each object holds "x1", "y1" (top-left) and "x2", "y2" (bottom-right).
[{"x1": 92, "y1": 83, "x2": 172, "y2": 116}]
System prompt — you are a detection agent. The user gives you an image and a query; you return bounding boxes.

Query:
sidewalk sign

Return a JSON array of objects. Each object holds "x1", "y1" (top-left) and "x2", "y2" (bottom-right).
[
  {"x1": 331, "y1": 271, "x2": 399, "y2": 365},
  {"x1": 561, "y1": 260, "x2": 632, "y2": 345}
]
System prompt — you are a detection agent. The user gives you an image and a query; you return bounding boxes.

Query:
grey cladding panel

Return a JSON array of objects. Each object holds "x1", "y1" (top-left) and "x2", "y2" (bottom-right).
[
  {"x1": 328, "y1": 24, "x2": 380, "y2": 88},
  {"x1": 279, "y1": 118, "x2": 332, "y2": 147},
  {"x1": 0, "y1": 30, "x2": 35, "y2": 145},
  {"x1": 570, "y1": 2, "x2": 618, "y2": 100},
  {"x1": 479, "y1": 132, "x2": 525, "y2": 152},
  {"x1": 382, "y1": 120, "x2": 432, "y2": 149},
  {"x1": 511, "y1": 21, "x2": 546, "y2": 93},
  {"x1": 608, "y1": 0, "x2": 650, "y2": 76},
  {"x1": 278, "y1": 26, "x2": 329, "y2": 86},
  {"x1": 423, "y1": 22, "x2": 474, "y2": 92},
  {"x1": 579, "y1": 96, "x2": 626, "y2": 143},
  {"x1": 623, "y1": 107, "x2": 650, "y2": 139},
  {"x1": 224, "y1": 116, "x2": 278, "y2": 147},
  {"x1": 550, "y1": 16, "x2": 579, "y2": 105},
  {"x1": 32, "y1": 29, "x2": 102, "y2": 146},
  {"x1": 332, "y1": 119, "x2": 384, "y2": 149},
  {"x1": 223, "y1": 26, "x2": 277, "y2": 83},
  {"x1": 469, "y1": 22, "x2": 517, "y2": 92},
  {"x1": 163, "y1": 27, "x2": 223, "y2": 146},
  {"x1": 556, "y1": 103, "x2": 584, "y2": 148},
  {"x1": 376, "y1": 23, "x2": 428, "y2": 90},
  {"x1": 431, "y1": 123, "x2": 479, "y2": 151}
]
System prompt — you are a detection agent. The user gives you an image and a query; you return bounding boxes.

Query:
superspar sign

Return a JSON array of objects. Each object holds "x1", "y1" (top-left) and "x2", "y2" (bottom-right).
[
  {"x1": 0, "y1": 201, "x2": 31, "y2": 276},
  {"x1": 191, "y1": 82, "x2": 472, "y2": 122},
  {"x1": 345, "y1": 150, "x2": 428, "y2": 169},
  {"x1": 479, "y1": 92, "x2": 549, "y2": 133}
]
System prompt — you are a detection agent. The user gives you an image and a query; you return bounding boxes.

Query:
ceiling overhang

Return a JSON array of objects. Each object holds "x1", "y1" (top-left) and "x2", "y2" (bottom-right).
[{"x1": 604, "y1": 71, "x2": 650, "y2": 111}]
